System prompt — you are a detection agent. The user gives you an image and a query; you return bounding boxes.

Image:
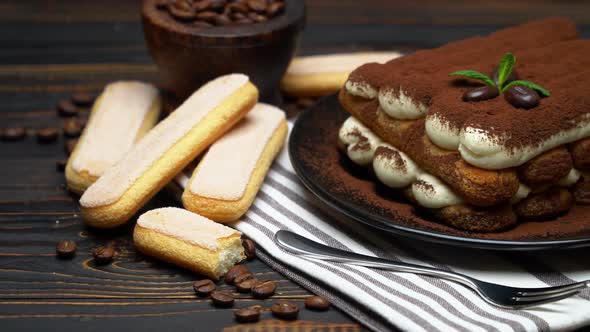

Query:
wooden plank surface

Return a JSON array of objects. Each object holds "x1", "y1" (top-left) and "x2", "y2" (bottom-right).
[{"x1": 1, "y1": 1, "x2": 589, "y2": 331}]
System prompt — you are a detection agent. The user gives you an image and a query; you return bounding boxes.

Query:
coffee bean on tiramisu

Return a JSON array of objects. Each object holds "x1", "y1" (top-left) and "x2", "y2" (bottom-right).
[
  {"x1": 65, "y1": 138, "x2": 78, "y2": 155},
  {"x1": 63, "y1": 119, "x2": 83, "y2": 137},
  {"x1": 234, "y1": 305, "x2": 261, "y2": 323},
  {"x1": 462, "y1": 86, "x2": 499, "y2": 102},
  {"x1": 57, "y1": 99, "x2": 79, "y2": 117},
  {"x1": 271, "y1": 301, "x2": 299, "y2": 320},
  {"x1": 193, "y1": 279, "x2": 216, "y2": 297},
  {"x1": 92, "y1": 245, "x2": 115, "y2": 265},
  {"x1": 1, "y1": 127, "x2": 26, "y2": 141},
  {"x1": 224, "y1": 265, "x2": 250, "y2": 284},
  {"x1": 242, "y1": 238, "x2": 256, "y2": 260},
  {"x1": 236, "y1": 277, "x2": 259, "y2": 293},
  {"x1": 196, "y1": 10, "x2": 218, "y2": 22},
  {"x1": 56, "y1": 240, "x2": 77, "y2": 259},
  {"x1": 56, "y1": 159, "x2": 67, "y2": 172},
  {"x1": 251, "y1": 280, "x2": 276, "y2": 299},
  {"x1": 210, "y1": 290, "x2": 235, "y2": 307},
  {"x1": 304, "y1": 295, "x2": 331, "y2": 311},
  {"x1": 71, "y1": 92, "x2": 96, "y2": 107},
  {"x1": 36, "y1": 127, "x2": 59, "y2": 143},
  {"x1": 504, "y1": 85, "x2": 540, "y2": 109}
]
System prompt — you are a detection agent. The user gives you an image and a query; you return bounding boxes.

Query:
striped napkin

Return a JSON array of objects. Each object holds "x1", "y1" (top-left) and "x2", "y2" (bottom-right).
[{"x1": 176, "y1": 123, "x2": 590, "y2": 332}]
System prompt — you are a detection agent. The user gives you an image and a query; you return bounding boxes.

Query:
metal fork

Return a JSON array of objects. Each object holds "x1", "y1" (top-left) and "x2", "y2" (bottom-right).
[{"x1": 274, "y1": 230, "x2": 589, "y2": 309}]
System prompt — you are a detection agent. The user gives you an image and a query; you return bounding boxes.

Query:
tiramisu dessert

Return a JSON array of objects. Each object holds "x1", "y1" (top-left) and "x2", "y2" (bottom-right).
[{"x1": 338, "y1": 17, "x2": 590, "y2": 232}]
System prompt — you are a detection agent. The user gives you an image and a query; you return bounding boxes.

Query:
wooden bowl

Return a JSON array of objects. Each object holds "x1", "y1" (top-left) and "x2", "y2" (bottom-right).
[{"x1": 142, "y1": 0, "x2": 306, "y2": 108}]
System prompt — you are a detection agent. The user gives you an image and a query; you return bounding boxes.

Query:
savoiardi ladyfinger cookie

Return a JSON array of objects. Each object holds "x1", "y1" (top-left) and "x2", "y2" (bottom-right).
[
  {"x1": 133, "y1": 207, "x2": 245, "y2": 279},
  {"x1": 65, "y1": 81, "x2": 161, "y2": 194},
  {"x1": 80, "y1": 74, "x2": 258, "y2": 229},
  {"x1": 182, "y1": 103, "x2": 287, "y2": 222},
  {"x1": 280, "y1": 52, "x2": 401, "y2": 98}
]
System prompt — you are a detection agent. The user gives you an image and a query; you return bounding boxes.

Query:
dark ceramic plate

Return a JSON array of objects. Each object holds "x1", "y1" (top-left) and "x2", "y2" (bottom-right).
[{"x1": 289, "y1": 94, "x2": 590, "y2": 251}]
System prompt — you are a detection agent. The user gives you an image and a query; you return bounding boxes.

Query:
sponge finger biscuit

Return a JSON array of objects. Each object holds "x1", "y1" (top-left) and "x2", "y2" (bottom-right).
[
  {"x1": 65, "y1": 81, "x2": 161, "y2": 194},
  {"x1": 133, "y1": 207, "x2": 245, "y2": 279},
  {"x1": 80, "y1": 74, "x2": 258, "y2": 229},
  {"x1": 280, "y1": 52, "x2": 401, "y2": 98},
  {"x1": 182, "y1": 103, "x2": 287, "y2": 222}
]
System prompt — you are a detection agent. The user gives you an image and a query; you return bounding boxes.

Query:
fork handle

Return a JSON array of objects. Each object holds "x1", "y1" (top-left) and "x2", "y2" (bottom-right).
[{"x1": 274, "y1": 230, "x2": 477, "y2": 289}]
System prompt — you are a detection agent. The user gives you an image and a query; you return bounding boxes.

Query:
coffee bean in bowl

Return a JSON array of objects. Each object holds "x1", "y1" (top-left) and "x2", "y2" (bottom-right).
[{"x1": 142, "y1": 0, "x2": 305, "y2": 106}]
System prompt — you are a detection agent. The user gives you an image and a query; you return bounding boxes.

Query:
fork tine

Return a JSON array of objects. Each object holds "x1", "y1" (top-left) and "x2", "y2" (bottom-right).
[
  {"x1": 513, "y1": 289, "x2": 580, "y2": 303},
  {"x1": 517, "y1": 281, "x2": 588, "y2": 297},
  {"x1": 511, "y1": 290, "x2": 580, "y2": 309}
]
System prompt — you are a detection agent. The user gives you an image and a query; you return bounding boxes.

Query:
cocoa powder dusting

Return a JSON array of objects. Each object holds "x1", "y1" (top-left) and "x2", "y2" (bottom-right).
[
  {"x1": 376, "y1": 146, "x2": 406, "y2": 173},
  {"x1": 414, "y1": 180, "x2": 434, "y2": 194}
]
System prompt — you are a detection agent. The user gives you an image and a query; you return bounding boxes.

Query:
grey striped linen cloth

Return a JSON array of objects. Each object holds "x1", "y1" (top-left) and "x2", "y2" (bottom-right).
[{"x1": 175, "y1": 123, "x2": 590, "y2": 332}]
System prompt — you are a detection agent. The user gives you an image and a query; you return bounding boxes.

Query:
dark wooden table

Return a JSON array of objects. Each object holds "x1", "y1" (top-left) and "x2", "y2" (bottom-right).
[{"x1": 1, "y1": 1, "x2": 589, "y2": 331}]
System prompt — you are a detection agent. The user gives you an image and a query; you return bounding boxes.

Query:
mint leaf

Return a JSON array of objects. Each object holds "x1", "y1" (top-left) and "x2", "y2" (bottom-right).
[
  {"x1": 449, "y1": 70, "x2": 495, "y2": 87},
  {"x1": 497, "y1": 52, "x2": 516, "y2": 88},
  {"x1": 501, "y1": 80, "x2": 551, "y2": 96}
]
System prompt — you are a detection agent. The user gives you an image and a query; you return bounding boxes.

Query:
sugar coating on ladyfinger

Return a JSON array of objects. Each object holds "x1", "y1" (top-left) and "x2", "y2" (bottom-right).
[
  {"x1": 66, "y1": 81, "x2": 160, "y2": 193},
  {"x1": 183, "y1": 103, "x2": 287, "y2": 222},
  {"x1": 133, "y1": 207, "x2": 245, "y2": 279}
]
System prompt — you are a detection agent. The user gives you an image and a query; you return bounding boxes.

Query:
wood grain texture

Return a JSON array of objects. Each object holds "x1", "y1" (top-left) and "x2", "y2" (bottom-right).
[{"x1": 1, "y1": 1, "x2": 589, "y2": 331}]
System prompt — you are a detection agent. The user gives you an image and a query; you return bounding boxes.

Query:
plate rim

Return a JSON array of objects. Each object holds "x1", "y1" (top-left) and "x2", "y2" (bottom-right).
[{"x1": 288, "y1": 94, "x2": 590, "y2": 251}]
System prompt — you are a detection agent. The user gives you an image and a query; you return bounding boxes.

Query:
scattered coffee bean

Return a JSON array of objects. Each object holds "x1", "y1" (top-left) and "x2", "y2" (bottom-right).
[
  {"x1": 92, "y1": 245, "x2": 115, "y2": 265},
  {"x1": 63, "y1": 119, "x2": 83, "y2": 137},
  {"x1": 234, "y1": 305, "x2": 261, "y2": 323},
  {"x1": 251, "y1": 280, "x2": 276, "y2": 299},
  {"x1": 504, "y1": 85, "x2": 540, "y2": 109},
  {"x1": 65, "y1": 138, "x2": 78, "y2": 155},
  {"x1": 492, "y1": 68, "x2": 519, "y2": 87},
  {"x1": 233, "y1": 272, "x2": 255, "y2": 285},
  {"x1": 210, "y1": 290, "x2": 235, "y2": 307},
  {"x1": 57, "y1": 100, "x2": 79, "y2": 117},
  {"x1": 304, "y1": 295, "x2": 330, "y2": 311},
  {"x1": 236, "y1": 277, "x2": 259, "y2": 293},
  {"x1": 462, "y1": 86, "x2": 499, "y2": 102},
  {"x1": 36, "y1": 127, "x2": 59, "y2": 143},
  {"x1": 56, "y1": 240, "x2": 77, "y2": 259},
  {"x1": 193, "y1": 279, "x2": 216, "y2": 297},
  {"x1": 271, "y1": 301, "x2": 299, "y2": 320},
  {"x1": 225, "y1": 265, "x2": 250, "y2": 284},
  {"x1": 71, "y1": 92, "x2": 95, "y2": 107},
  {"x1": 1, "y1": 127, "x2": 26, "y2": 141},
  {"x1": 56, "y1": 159, "x2": 67, "y2": 172},
  {"x1": 242, "y1": 238, "x2": 256, "y2": 260}
]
